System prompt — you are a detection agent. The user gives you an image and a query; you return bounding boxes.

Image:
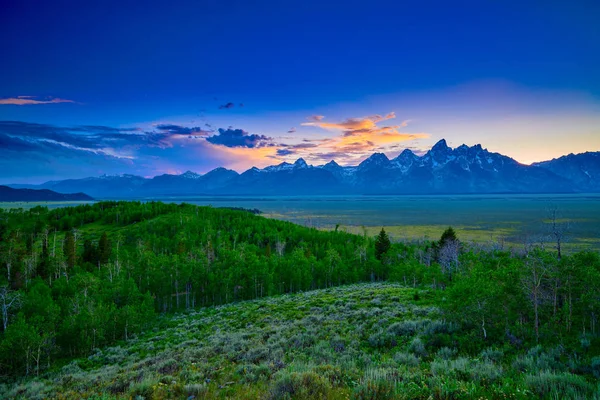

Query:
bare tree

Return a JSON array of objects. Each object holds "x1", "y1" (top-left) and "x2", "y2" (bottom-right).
[
  {"x1": 0, "y1": 285, "x2": 22, "y2": 331},
  {"x1": 439, "y1": 239, "x2": 460, "y2": 279},
  {"x1": 545, "y1": 205, "x2": 571, "y2": 259},
  {"x1": 521, "y1": 256, "x2": 549, "y2": 343},
  {"x1": 275, "y1": 240, "x2": 286, "y2": 257}
]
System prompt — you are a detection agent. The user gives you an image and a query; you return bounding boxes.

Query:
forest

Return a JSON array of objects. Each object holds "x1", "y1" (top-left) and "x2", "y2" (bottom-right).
[{"x1": 0, "y1": 201, "x2": 599, "y2": 398}]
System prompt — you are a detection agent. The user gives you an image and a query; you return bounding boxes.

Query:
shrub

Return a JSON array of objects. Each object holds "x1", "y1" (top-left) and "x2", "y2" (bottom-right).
[
  {"x1": 314, "y1": 364, "x2": 347, "y2": 387},
  {"x1": 128, "y1": 377, "x2": 156, "y2": 399},
  {"x1": 435, "y1": 347, "x2": 456, "y2": 360},
  {"x1": 184, "y1": 383, "x2": 208, "y2": 396},
  {"x1": 157, "y1": 357, "x2": 179, "y2": 374},
  {"x1": 236, "y1": 363, "x2": 271, "y2": 383},
  {"x1": 387, "y1": 321, "x2": 418, "y2": 337},
  {"x1": 240, "y1": 345, "x2": 270, "y2": 363},
  {"x1": 268, "y1": 371, "x2": 330, "y2": 400},
  {"x1": 513, "y1": 346, "x2": 565, "y2": 373},
  {"x1": 393, "y1": 352, "x2": 420, "y2": 367},
  {"x1": 480, "y1": 347, "x2": 503, "y2": 363},
  {"x1": 368, "y1": 330, "x2": 389, "y2": 349},
  {"x1": 351, "y1": 380, "x2": 395, "y2": 400},
  {"x1": 330, "y1": 336, "x2": 346, "y2": 353},
  {"x1": 431, "y1": 358, "x2": 503, "y2": 385},
  {"x1": 409, "y1": 337, "x2": 427, "y2": 358},
  {"x1": 525, "y1": 371, "x2": 594, "y2": 398}
]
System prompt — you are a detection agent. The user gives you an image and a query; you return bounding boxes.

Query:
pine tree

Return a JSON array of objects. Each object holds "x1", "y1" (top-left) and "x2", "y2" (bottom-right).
[
  {"x1": 375, "y1": 228, "x2": 391, "y2": 261},
  {"x1": 63, "y1": 231, "x2": 76, "y2": 269},
  {"x1": 440, "y1": 227, "x2": 458, "y2": 247}
]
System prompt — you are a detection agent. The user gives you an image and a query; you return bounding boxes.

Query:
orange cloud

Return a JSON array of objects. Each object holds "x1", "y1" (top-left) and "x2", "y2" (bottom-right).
[
  {"x1": 0, "y1": 96, "x2": 76, "y2": 105},
  {"x1": 295, "y1": 112, "x2": 428, "y2": 164},
  {"x1": 208, "y1": 143, "x2": 279, "y2": 170},
  {"x1": 302, "y1": 112, "x2": 400, "y2": 134}
]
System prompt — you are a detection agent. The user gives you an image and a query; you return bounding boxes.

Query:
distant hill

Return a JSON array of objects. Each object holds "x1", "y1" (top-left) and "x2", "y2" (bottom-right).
[
  {"x1": 7, "y1": 140, "x2": 600, "y2": 197},
  {"x1": 0, "y1": 185, "x2": 93, "y2": 202}
]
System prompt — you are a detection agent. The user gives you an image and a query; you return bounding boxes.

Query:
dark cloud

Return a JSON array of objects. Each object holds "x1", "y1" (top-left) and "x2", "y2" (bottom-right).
[
  {"x1": 308, "y1": 151, "x2": 349, "y2": 162},
  {"x1": 206, "y1": 128, "x2": 273, "y2": 148},
  {"x1": 156, "y1": 124, "x2": 212, "y2": 135},
  {"x1": 276, "y1": 148, "x2": 295, "y2": 156},
  {"x1": 0, "y1": 120, "x2": 243, "y2": 183},
  {"x1": 280, "y1": 142, "x2": 319, "y2": 150},
  {"x1": 0, "y1": 121, "x2": 174, "y2": 156},
  {"x1": 218, "y1": 102, "x2": 235, "y2": 109}
]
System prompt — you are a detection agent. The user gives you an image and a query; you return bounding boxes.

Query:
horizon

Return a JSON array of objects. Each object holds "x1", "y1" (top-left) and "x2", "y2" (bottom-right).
[
  {"x1": 2, "y1": 138, "x2": 594, "y2": 185},
  {"x1": 1, "y1": 1, "x2": 599, "y2": 184}
]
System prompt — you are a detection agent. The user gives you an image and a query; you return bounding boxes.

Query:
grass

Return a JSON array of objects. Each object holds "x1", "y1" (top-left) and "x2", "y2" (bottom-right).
[
  {"x1": 3, "y1": 194, "x2": 600, "y2": 250},
  {"x1": 3, "y1": 283, "x2": 598, "y2": 399}
]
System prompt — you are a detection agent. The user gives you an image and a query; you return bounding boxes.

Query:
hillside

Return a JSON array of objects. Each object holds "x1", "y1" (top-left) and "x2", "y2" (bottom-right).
[
  {"x1": 0, "y1": 185, "x2": 93, "y2": 201},
  {"x1": 4, "y1": 284, "x2": 600, "y2": 399},
  {"x1": 0, "y1": 202, "x2": 599, "y2": 399}
]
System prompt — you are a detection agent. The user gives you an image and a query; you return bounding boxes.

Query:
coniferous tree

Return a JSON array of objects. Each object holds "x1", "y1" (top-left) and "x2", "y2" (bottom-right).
[
  {"x1": 440, "y1": 226, "x2": 458, "y2": 247},
  {"x1": 375, "y1": 228, "x2": 391, "y2": 261}
]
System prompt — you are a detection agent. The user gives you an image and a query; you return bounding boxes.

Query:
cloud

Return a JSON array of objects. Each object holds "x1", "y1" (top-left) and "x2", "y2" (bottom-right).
[
  {"x1": 206, "y1": 128, "x2": 273, "y2": 148},
  {"x1": 0, "y1": 120, "x2": 275, "y2": 183},
  {"x1": 0, "y1": 96, "x2": 76, "y2": 105},
  {"x1": 218, "y1": 102, "x2": 235, "y2": 109},
  {"x1": 276, "y1": 148, "x2": 295, "y2": 156},
  {"x1": 155, "y1": 124, "x2": 212, "y2": 136},
  {"x1": 301, "y1": 112, "x2": 403, "y2": 136},
  {"x1": 296, "y1": 112, "x2": 428, "y2": 165}
]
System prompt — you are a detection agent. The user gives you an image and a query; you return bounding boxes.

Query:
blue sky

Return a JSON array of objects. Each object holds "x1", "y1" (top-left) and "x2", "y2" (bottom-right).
[{"x1": 1, "y1": 0, "x2": 599, "y2": 183}]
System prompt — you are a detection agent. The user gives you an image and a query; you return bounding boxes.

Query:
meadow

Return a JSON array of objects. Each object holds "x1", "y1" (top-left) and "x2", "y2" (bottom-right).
[
  {"x1": 4, "y1": 283, "x2": 600, "y2": 399},
  {"x1": 3, "y1": 194, "x2": 600, "y2": 250},
  {"x1": 166, "y1": 194, "x2": 600, "y2": 251}
]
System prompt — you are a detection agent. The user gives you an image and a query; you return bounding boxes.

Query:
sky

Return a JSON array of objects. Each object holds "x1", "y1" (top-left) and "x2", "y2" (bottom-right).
[{"x1": 1, "y1": 0, "x2": 599, "y2": 183}]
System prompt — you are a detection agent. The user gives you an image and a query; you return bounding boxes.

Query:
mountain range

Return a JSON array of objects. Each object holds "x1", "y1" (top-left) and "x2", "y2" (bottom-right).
[{"x1": 7, "y1": 140, "x2": 600, "y2": 198}]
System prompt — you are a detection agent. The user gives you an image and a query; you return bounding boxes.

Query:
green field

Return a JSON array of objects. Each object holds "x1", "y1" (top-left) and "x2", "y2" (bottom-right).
[
  {"x1": 3, "y1": 194, "x2": 600, "y2": 250},
  {"x1": 154, "y1": 194, "x2": 600, "y2": 250}
]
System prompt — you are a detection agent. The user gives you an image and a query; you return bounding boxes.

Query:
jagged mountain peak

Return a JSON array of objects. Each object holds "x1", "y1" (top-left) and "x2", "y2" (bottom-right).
[
  {"x1": 294, "y1": 158, "x2": 309, "y2": 168},
  {"x1": 204, "y1": 167, "x2": 238, "y2": 176},
  {"x1": 362, "y1": 152, "x2": 389, "y2": 163},
  {"x1": 431, "y1": 139, "x2": 450, "y2": 151},
  {"x1": 394, "y1": 149, "x2": 417, "y2": 161},
  {"x1": 181, "y1": 170, "x2": 201, "y2": 179}
]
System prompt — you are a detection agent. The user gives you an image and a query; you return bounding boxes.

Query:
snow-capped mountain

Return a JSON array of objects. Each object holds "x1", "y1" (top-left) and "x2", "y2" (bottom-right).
[{"x1": 8, "y1": 140, "x2": 599, "y2": 197}]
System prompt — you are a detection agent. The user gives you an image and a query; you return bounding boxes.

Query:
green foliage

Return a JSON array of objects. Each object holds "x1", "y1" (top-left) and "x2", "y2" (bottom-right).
[
  {"x1": 374, "y1": 228, "x2": 391, "y2": 260},
  {"x1": 0, "y1": 201, "x2": 599, "y2": 399},
  {"x1": 351, "y1": 379, "x2": 395, "y2": 400},
  {"x1": 440, "y1": 226, "x2": 458, "y2": 246}
]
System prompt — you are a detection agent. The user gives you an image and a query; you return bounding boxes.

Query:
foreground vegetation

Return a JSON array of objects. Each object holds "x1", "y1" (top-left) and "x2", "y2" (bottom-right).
[
  {"x1": 0, "y1": 201, "x2": 599, "y2": 398},
  {"x1": 2, "y1": 284, "x2": 600, "y2": 399}
]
